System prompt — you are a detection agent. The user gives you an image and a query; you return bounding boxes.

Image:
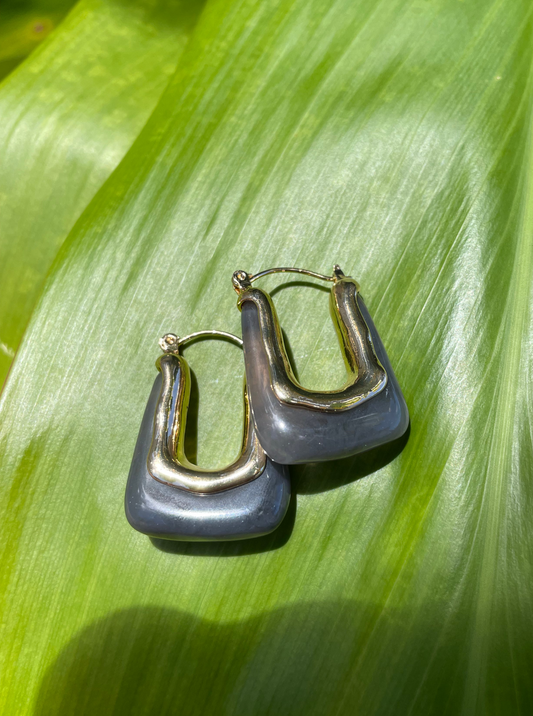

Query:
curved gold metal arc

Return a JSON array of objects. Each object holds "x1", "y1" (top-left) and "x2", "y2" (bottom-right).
[
  {"x1": 148, "y1": 354, "x2": 266, "y2": 493},
  {"x1": 238, "y1": 277, "x2": 387, "y2": 411},
  {"x1": 233, "y1": 264, "x2": 349, "y2": 294},
  {"x1": 251, "y1": 267, "x2": 336, "y2": 283},
  {"x1": 160, "y1": 330, "x2": 242, "y2": 354}
]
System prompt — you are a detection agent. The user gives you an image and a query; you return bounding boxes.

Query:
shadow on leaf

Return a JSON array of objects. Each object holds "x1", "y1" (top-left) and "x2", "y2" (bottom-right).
[{"x1": 33, "y1": 601, "x2": 421, "y2": 716}]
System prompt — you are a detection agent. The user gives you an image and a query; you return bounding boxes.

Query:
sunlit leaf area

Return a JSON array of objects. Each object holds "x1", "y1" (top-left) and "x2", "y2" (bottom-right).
[{"x1": 1, "y1": 0, "x2": 532, "y2": 714}]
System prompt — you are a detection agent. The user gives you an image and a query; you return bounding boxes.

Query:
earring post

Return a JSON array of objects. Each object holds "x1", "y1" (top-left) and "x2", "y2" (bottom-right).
[
  {"x1": 160, "y1": 330, "x2": 243, "y2": 354},
  {"x1": 232, "y1": 264, "x2": 345, "y2": 293},
  {"x1": 249, "y1": 267, "x2": 337, "y2": 283}
]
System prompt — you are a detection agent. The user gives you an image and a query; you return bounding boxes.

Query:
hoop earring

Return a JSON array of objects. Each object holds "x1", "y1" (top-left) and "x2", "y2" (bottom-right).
[
  {"x1": 125, "y1": 331, "x2": 290, "y2": 541},
  {"x1": 233, "y1": 265, "x2": 409, "y2": 464}
]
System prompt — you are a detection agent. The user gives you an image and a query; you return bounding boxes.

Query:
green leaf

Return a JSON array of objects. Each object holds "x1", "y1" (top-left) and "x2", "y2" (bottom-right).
[
  {"x1": 0, "y1": 0, "x2": 203, "y2": 383},
  {"x1": 0, "y1": 1, "x2": 77, "y2": 81},
  {"x1": 1, "y1": 0, "x2": 533, "y2": 713}
]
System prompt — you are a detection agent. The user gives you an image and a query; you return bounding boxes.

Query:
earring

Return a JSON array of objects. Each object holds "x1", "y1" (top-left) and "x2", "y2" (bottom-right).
[
  {"x1": 232, "y1": 265, "x2": 409, "y2": 464},
  {"x1": 125, "y1": 330, "x2": 290, "y2": 541}
]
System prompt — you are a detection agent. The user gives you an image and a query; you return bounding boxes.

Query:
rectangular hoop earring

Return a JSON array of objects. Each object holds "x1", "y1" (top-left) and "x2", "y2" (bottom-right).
[
  {"x1": 233, "y1": 265, "x2": 409, "y2": 465},
  {"x1": 125, "y1": 330, "x2": 290, "y2": 541}
]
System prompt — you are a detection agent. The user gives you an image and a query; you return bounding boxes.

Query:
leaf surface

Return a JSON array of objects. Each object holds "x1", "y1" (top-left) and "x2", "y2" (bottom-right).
[
  {"x1": 0, "y1": 0, "x2": 203, "y2": 383},
  {"x1": 1, "y1": 0, "x2": 532, "y2": 714}
]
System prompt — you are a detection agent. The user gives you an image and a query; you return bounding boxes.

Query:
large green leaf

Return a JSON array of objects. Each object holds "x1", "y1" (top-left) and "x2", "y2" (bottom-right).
[
  {"x1": 1, "y1": 0, "x2": 532, "y2": 713},
  {"x1": 0, "y1": 0, "x2": 203, "y2": 384}
]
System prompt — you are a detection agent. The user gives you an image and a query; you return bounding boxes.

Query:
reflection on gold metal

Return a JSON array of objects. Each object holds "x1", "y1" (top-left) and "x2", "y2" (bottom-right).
[
  {"x1": 148, "y1": 331, "x2": 266, "y2": 494},
  {"x1": 233, "y1": 265, "x2": 387, "y2": 412}
]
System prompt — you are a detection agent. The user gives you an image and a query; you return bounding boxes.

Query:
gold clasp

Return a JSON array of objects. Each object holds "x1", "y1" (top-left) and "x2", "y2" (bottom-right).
[{"x1": 232, "y1": 264, "x2": 347, "y2": 294}]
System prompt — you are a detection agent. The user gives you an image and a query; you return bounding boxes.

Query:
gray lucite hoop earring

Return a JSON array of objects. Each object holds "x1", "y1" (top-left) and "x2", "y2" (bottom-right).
[
  {"x1": 125, "y1": 330, "x2": 290, "y2": 541},
  {"x1": 233, "y1": 265, "x2": 409, "y2": 465}
]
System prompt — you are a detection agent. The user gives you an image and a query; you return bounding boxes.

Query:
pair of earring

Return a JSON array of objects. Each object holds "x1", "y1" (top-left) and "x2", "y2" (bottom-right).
[{"x1": 125, "y1": 265, "x2": 409, "y2": 542}]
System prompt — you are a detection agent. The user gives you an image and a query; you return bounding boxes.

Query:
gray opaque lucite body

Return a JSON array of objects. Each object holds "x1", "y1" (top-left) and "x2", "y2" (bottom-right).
[
  {"x1": 125, "y1": 374, "x2": 291, "y2": 541},
  {"x1": 241, "y1": 297, "x2": 409, "y2": 464}
]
